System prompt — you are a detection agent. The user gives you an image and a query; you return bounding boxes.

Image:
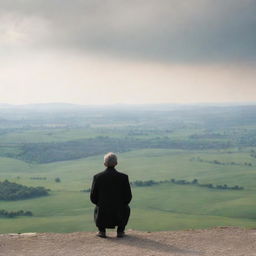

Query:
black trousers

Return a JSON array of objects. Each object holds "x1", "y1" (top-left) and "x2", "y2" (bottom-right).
[{"x1": 95, "y1": 205, "x2": 130, "y2": 231}]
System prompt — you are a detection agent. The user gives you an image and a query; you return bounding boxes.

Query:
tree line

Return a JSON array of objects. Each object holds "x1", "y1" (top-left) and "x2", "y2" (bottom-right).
[
  {"x1": 30, "y1": 177, "x2": 47, "y2": 180},
  {"x1": 1, "y1": 136, "x2": 233, "y2": 163},
  {"x1": 0, "y1": 209, "x2": 33, "y2": 218},
  {"x1": 0, "y1": 180, "x2": 50, "y2": 201},
  {"x1": 190, "y1": 157, "x2": 253, "y2": 167},
  {"x1": 170, "y1": 178, "x2": 244, "y2": 190},
  {"x1": 83, "y1": 178, "x2": 244, "y2": 192},
  {"x1": 130, "y1": 178, "x2": 244, "y2": 190}
]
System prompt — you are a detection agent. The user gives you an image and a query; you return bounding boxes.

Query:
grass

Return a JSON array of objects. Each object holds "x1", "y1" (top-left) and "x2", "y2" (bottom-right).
[{"x1": 1, "y1": 148, "x2": 256, "y2": 233}]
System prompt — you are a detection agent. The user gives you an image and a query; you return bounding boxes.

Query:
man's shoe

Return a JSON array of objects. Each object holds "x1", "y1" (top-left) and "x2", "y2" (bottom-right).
[
  {"x1": 97, "y1": 231, "x2": 106, "y2": 238},
  {"x1": 117, "y1": 231, "x2": 125, "y2": 238}
]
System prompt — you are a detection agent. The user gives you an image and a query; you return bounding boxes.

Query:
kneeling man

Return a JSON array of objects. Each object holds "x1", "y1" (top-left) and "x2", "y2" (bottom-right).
[{"x1": 90, "y1": 152, "x2": 132, "y2": 238}]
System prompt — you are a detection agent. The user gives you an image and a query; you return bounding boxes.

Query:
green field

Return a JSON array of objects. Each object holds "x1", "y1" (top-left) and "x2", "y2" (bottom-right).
[
  {"x1": 1, "y1": 104, "x2": 256, "y2": 233},
  {"x1": 1, "y1": 148, "x2": 256, "y2": 233}
]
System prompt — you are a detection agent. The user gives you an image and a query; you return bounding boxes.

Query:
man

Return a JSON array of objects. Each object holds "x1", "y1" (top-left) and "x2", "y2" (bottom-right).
[{"x1": 90, "y1": 152, "x2": 132, "y2": 238}]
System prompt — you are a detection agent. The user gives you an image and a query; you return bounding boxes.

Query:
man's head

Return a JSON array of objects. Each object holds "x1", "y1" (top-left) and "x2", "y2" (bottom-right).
[{"x1": 104, "y1": 152, "x2": 118, "y2": 167}]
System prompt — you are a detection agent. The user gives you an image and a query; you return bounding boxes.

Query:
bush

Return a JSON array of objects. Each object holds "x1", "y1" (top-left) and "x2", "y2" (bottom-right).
[
  {"x1": 0, "y1": 209, "x2": 33, "y2": 218},
  {"x1": 55, "y1": 177, "x2": 61, "y2": 183},
  {"x1": 0, "y1": 180, "x2": 50, "y2": 201}
]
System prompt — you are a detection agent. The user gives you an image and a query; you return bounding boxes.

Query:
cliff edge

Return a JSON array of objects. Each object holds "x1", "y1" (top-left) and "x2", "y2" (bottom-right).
[{"x1": 0, "y1": 227, "x2": 255, "y2": 256}]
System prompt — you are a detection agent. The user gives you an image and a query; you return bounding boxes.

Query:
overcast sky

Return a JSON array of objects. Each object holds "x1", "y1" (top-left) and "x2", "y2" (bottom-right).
[{"x1": 0, "y1": 0, "x2": 255, "y2": 105}]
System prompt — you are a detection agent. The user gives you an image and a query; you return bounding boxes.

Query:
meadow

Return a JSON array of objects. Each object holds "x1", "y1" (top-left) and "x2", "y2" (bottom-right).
[{"x1": 0, "y1": 104, "x2": 256, "y2": 233}]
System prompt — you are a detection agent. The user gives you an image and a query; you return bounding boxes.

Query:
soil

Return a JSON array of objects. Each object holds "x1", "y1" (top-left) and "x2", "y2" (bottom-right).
[{"x1": 0, "y1": 227, "x2": 256, "y2": 256}]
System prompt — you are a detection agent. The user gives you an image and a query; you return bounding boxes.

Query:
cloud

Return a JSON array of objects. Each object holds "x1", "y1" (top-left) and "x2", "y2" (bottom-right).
[
  {"x1": 1, "y1": 0, "x2": 255, "y2": 63},
  {"x1": 1, "y1": 50, "x2": 255, "y2": 105}
]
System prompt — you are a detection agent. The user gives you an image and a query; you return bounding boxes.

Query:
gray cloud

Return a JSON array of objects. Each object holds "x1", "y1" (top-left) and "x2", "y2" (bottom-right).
[{"x1": 1, "y1": 0, "x2": 256, "y2": 63}]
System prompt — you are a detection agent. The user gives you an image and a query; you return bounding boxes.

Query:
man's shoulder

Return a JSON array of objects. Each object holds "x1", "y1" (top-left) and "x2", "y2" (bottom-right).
[
  {"x1": 93, "y1": 171, "x2": 105, "y2": 179},
  {"x1": 94, "y1": 169, "x2": 128, "y2": 179},
  {"x1": 116, "y1": 170, "x2": 128, "y2": 178},
  {"x1": 115, "y1": 170, "x2": 129, "y2": 181}
]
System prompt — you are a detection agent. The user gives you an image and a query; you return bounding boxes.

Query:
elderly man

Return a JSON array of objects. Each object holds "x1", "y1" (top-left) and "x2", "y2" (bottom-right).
[{"x1": 90, "y1": 152, "x2": 132, "y2": 238}]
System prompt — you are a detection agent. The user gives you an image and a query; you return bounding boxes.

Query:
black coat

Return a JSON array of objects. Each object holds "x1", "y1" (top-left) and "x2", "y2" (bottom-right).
[{"x1": 90, "y1": 167, "x2": 132, "y2": 228}]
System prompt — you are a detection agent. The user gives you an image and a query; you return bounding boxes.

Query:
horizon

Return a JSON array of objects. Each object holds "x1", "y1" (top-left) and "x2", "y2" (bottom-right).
[{"x1": 1, "y1": 101, "x2": 256, "y2": 107}]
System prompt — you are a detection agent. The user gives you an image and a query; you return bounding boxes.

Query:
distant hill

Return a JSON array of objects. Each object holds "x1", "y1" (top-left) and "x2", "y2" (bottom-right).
[{"x1": 1, "y1": 102, "x2": 256, "y2": 112}]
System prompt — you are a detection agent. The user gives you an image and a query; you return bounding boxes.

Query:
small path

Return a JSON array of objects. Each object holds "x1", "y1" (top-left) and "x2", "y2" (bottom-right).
[{"x1": 0, "y1": 227, "x2": 256, "y2": 256}]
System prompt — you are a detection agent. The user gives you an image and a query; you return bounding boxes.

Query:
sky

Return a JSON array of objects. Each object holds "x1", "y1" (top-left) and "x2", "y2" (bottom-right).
[{"x1": 0, "y1": 0, "x2": 255, "y2": 105}]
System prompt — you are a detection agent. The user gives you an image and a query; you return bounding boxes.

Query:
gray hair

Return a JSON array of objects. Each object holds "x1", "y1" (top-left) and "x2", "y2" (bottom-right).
[{"x1": 104, "y1": 152, "x2": 118, "y2": 167}]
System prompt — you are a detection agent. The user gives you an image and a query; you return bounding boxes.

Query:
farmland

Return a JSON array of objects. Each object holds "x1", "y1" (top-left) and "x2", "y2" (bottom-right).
[{"x1": 0, "y1": 104, "x2": 256, "y2": 233}]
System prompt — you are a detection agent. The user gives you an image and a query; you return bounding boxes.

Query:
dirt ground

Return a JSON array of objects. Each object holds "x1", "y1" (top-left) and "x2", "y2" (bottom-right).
[{"x1": 0, "y1": 227, "x2": 256, "y2": 256}]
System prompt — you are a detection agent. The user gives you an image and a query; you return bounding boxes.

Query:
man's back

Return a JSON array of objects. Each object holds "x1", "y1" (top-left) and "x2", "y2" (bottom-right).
[
  {"x1": 90, "y1": 167, "x2": 132, "y2": 208},
  {"x1": 90, "y1": 152, "x2": 132, "y2": 238}
]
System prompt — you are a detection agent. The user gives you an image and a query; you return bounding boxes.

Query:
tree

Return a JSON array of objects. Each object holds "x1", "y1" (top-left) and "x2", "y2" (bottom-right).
[
  {"x1": 55, "y1": 177, "x2": 61, "y2": 183},
  {"x1": 192, "y1": 179, "x2": 198, "y2": 184}
]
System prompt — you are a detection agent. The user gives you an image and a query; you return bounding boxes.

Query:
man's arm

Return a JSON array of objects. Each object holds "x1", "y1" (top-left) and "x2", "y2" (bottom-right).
[
  {"x1": 123, "y1": 175, "x2": 132, "y2": 204},
  {"x1": 90, "y1": 176, "x2": 98, "y2": 205}
]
